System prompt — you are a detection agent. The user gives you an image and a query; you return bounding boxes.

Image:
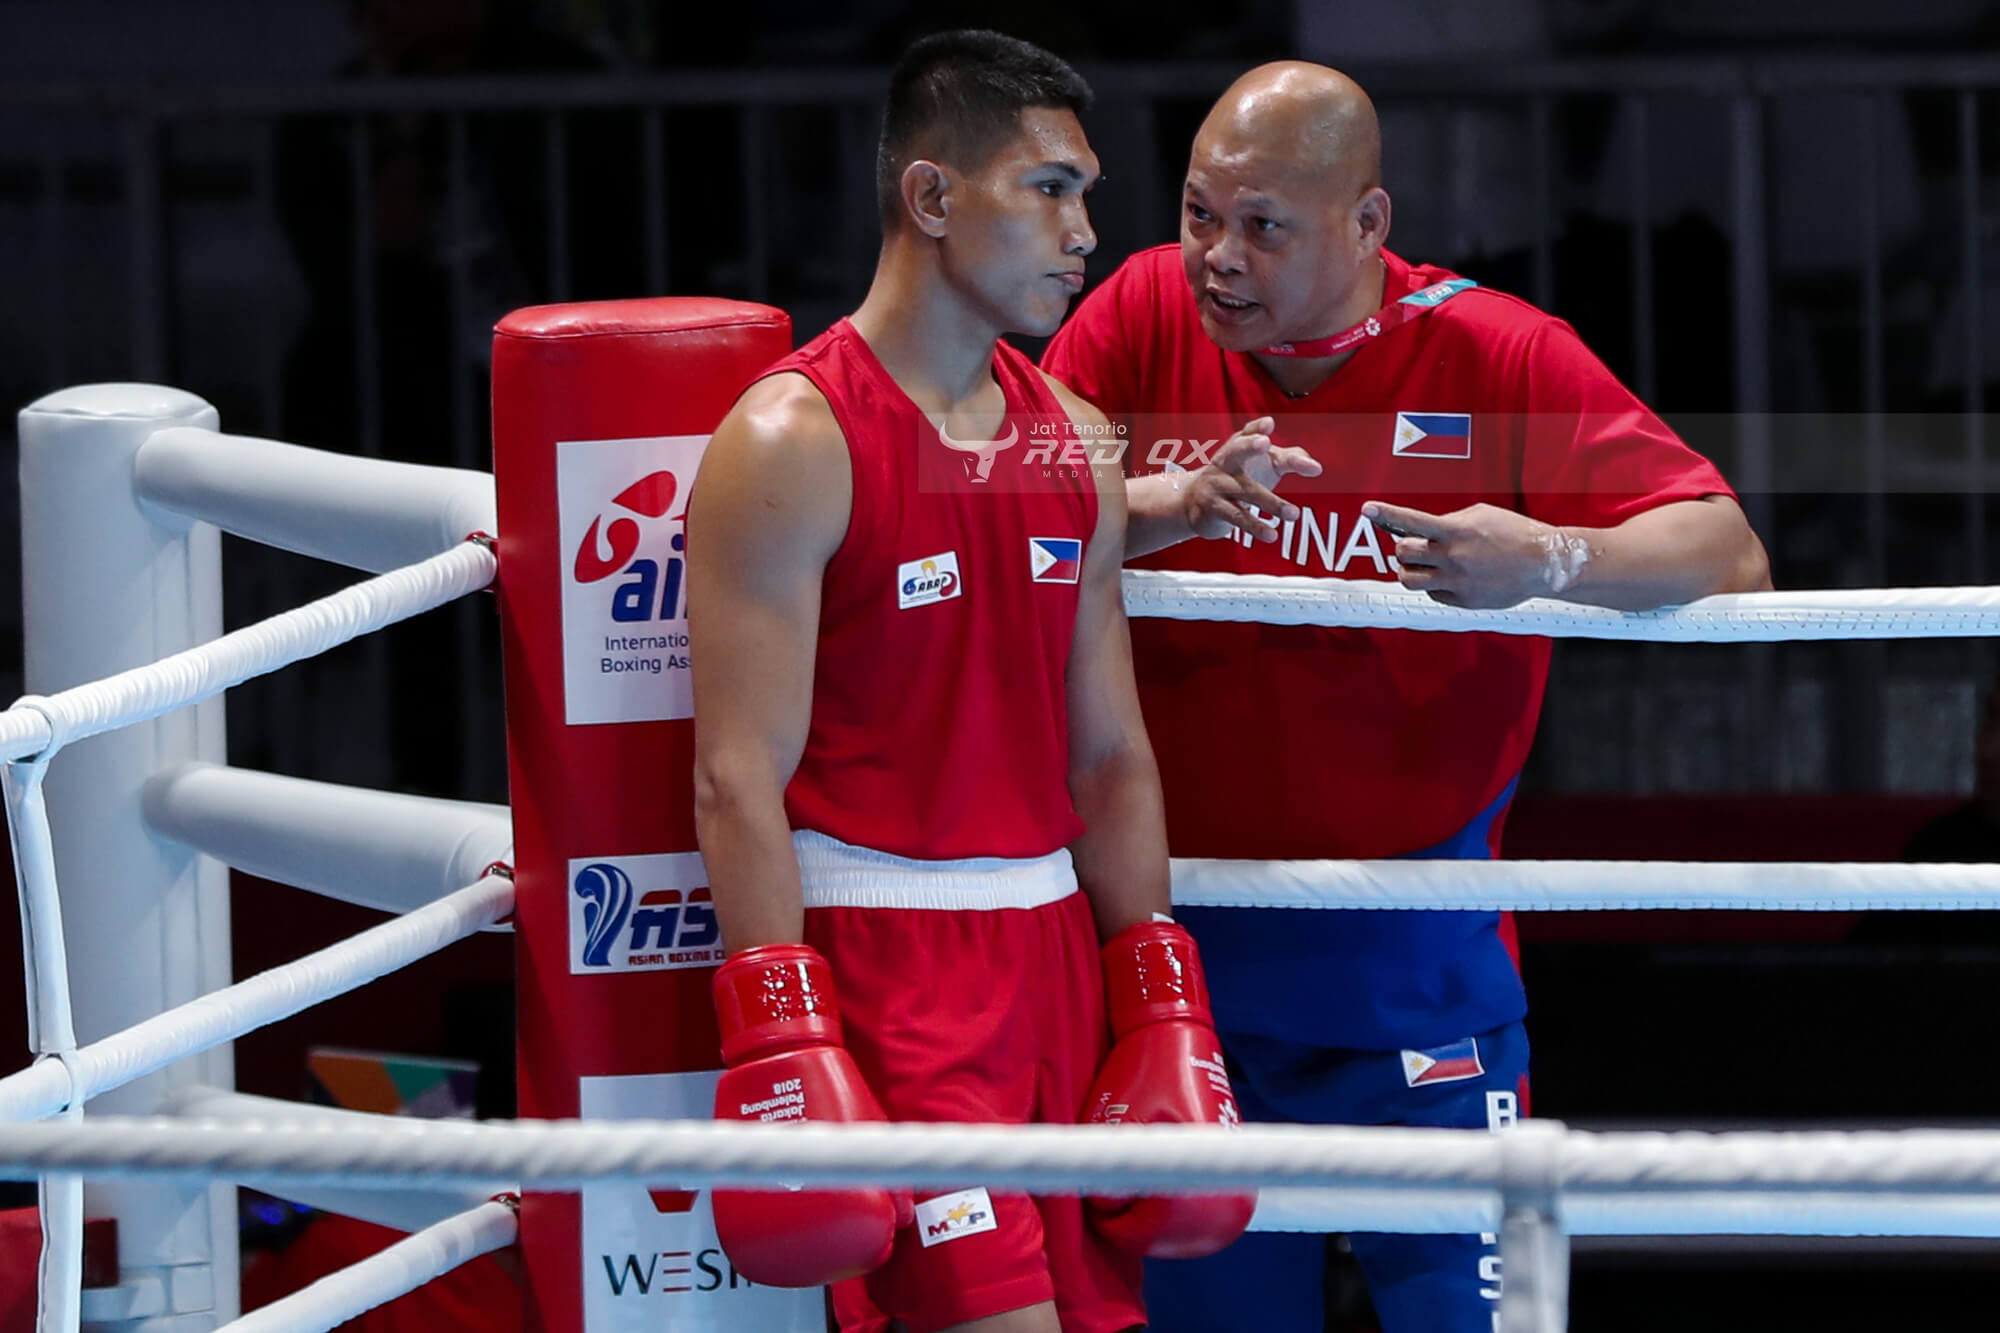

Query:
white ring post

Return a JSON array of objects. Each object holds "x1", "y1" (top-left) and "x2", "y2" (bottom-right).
[
  {"x1": 1498, "y1": 1121, "x2": 1569, "y2": 1333},
  {"x1": 16, "y1": 385, "x2": 238, "y2": 1327}
]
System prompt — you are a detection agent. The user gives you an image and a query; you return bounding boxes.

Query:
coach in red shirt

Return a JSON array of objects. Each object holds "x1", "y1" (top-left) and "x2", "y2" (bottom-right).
[{"x1": 1044, "y1": 60, "x2": 1771, "y2": 1333}]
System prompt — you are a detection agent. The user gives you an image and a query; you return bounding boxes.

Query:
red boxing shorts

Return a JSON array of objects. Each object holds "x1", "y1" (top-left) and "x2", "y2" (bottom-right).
[{"x1": 795, "y1": 831, "x2": 1145, "y2": 1333}]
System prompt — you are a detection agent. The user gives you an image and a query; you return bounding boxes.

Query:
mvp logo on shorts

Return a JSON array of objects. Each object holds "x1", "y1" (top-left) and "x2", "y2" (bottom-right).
[
  {"x1": 915, "y1": 1187, "x2": 998, "y2": 1248},
  {"x1": 570, "y1": 851, "x2": 723, "y2": 975}
]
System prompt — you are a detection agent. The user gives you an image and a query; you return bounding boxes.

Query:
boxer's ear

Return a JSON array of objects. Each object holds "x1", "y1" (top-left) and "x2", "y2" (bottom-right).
[{"x1": 902, "y1": 159, "x2": 952, "y2": 238}]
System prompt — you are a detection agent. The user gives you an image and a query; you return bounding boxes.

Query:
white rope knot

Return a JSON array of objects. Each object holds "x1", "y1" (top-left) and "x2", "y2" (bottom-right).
[
  {"x1": 32, "y1": 1050, "x2": 83, "y2": 1117},
  {"x1": 8, "y1": 695, "x2": 71, "y2": 763},
  {"x1": 1498, "y1": 1119, "x2": 1566, "y2": 1218},
  {"x1": 1497, "y1": 1120, "x2": 1569, "y2": 1333}
]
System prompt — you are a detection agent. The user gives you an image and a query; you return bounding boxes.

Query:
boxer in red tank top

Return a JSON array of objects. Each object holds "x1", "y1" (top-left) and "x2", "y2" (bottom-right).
[{"x1": 687, "y1": 32, "x2": 1252, "y2": 1333}]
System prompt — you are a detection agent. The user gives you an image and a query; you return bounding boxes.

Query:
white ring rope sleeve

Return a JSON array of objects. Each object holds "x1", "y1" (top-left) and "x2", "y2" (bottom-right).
[
  {"x1": 1250, "y1": 1186, "x2": 2000, "y2": 1237},
  {"x1": 1123, "y1": 571, "x2": 2000, "y2": 641},
  {"x1": 0, "y1": 541, "x2": 495, "y2": 764},
  {"x1": 0, "y1": 875, "x2": 513, "y2": 1122},
  {"x1": 214, "y1": 1200, "x2": 517, "y2": 1333},
  {"x1": 1169, "y1": 858, "x2": 2000, "y2": 911},
  {"x1": 14, "y1": 1119, "x2": 2000, "y2": 1202},
  {"x1": 134, "y1": 426, "x2": 497, "y2": 575}
]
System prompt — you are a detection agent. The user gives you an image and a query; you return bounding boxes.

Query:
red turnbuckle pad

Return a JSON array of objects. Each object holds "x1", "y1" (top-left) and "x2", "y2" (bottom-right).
[
  {"x1": 713, "y1": 943, "x2": 843, "y2": 1064},
  {"x1": 1101, "y1": 921, "x2": 1213, "y2": 1037}
]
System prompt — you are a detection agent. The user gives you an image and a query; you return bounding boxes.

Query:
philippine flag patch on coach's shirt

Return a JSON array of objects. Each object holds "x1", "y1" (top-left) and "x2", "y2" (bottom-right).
[
  {"x1": 1401, "y1": 1037, "x2": 1485, "y2": 1087},
  {"x1": 1029, "y1": 536, "x2": 1083, "y2": 583},
  {"x1": 1392, "y1": 411, "x2": 1473, "y2": 459}
]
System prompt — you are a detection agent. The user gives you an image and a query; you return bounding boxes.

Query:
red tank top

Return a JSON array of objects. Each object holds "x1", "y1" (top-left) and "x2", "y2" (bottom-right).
[{"x1": 767, "y1": 319, "x2": 1095, "y2": 860}]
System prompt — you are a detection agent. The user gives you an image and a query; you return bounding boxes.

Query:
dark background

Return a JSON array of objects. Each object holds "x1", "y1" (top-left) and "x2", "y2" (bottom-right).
[{"x1": 10, "y1": 0, "x2": 2000, "y2": 1327}]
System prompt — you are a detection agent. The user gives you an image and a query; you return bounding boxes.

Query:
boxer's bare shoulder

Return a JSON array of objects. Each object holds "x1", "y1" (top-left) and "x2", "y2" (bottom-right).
[{"x1": 695, "y1": 370, "x2": 852, "y2": 560}]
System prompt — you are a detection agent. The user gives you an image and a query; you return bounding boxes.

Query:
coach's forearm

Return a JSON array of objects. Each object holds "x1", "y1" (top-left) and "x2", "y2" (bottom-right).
[
  {"x1": 1561, "y1": 497, "x2": 1773, "y2": 611},
  {"x1": 1124, "y1": 473, "x2": 1198, "y2": 558},
  {"x1": 1068, "y1": 744, "x2": 1174, "y2": 940},
  {"x1": 692, "y1": 757, "x2": 806, "y2": 953}
]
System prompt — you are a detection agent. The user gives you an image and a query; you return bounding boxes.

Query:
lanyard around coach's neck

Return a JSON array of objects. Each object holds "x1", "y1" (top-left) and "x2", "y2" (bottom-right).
[{"x1": 1259, "y1": 275, "x2": 1478, "y2": 359}]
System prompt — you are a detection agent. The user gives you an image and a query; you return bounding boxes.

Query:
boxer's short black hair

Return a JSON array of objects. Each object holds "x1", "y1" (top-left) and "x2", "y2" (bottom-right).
[{"x1": 876, "y1": 29, "x2": 1093, "y2": 229}]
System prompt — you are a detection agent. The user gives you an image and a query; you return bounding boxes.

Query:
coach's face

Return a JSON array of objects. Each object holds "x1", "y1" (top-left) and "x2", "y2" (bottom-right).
[
  {"x1": 939, "y1": 107, "x2": 1100, "y2": 339},
  {"x1": 1180, "y1": 129, "x2": 1389, "y2": 354}
]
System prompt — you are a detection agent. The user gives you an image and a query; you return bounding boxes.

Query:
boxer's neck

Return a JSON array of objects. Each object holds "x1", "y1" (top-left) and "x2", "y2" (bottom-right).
[{"x1": 851, "y1": 252, "x2": 1002, "y2": 412}]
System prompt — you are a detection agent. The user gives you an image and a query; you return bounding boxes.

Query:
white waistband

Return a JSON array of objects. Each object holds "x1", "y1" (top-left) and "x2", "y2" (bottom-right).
[{"x1": 793, "y1": 829, "x2": 1079, "y2": 911}]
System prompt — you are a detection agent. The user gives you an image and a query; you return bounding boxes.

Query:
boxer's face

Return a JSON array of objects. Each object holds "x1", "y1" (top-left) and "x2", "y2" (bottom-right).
[
  {"x1": 1180, "y1": 134, "x2": 1387, "y2": 353},
  {"x1": 935, "y1": 107, "x2": 1100, "y2": 338}
]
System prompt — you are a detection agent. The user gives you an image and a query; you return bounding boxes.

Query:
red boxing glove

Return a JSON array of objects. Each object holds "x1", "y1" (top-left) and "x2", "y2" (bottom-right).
[
  {"x1": 1082, "y1": 920, "x2": 1257, "y2": 1258},
  {"x1": 710, "y1": 944, "x2": 909, "y2": 1287}
]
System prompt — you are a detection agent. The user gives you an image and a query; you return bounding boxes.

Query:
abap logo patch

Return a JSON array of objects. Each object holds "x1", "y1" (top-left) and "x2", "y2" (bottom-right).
[
  {"x1": 1391, "y1": 411, "x2": 1472, "y2": 460},
  {"x1": 897, "y1": 551, "x2": 962, "y2": 609},
  {"x1": 916, "y1": 1187, "x2": 998, "y2": 1248},
  {"x1": 1401, "y1": 1037, "x2": 1485, "y2": 1087},
  {"x1": 569, "y1": 851, "x2": 723, "y2": 975},
  {"x1": 557, "y1": 435, "x2": 708, "y2": 725},
  {"x1": 1028, "y1": 536, "x2": 1082, "y2": 584}
]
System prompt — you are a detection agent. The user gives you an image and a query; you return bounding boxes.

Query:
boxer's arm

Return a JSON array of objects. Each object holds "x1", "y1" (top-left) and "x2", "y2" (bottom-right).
[
  {"x1": 1045, "y1": 377, "x2": 1173, "y2": 938},
  {"x1": 688, "y1": 374, "x2": 851, "y2": 953}
]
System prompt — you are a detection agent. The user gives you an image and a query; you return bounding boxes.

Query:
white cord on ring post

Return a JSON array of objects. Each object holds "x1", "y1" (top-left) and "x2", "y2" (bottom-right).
[
  {"x1": 0, "y1": 873, "x2": 514, "y2": 1124},
  {"x1": 1497, "y1": 1120, "x2": 1568, "y2": 1333},
  {"x1": 1123, "y1": 569, "x2": 2000, "y2": 641},
  {"x1": 0, "y1": 541, "x2": 497, "y2": 769},
  {"x1": 214, "y1": 1198, "x2": 518, "y2": 1333},
  {"x1": 3, "y1": 753, "x2": 83, "y2": 1333}
]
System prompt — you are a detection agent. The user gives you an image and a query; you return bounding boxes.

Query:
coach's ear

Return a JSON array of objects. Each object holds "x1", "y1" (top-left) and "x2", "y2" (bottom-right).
[
  {"x1": 902, "y1": 160, "x2": 952, "y2": 238},
  {"x1": 1353, "y1": 185, "x2": 1391, "y2": 257}
]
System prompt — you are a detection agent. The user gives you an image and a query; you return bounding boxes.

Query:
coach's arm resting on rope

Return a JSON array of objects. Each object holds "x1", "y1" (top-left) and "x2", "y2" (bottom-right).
[
  {"x1": 685, "y1": 373, "x2": 906, "y2": 1289},
  {"x1": 1362, "y1": 494, "x2": 1773, "y2": 612}
]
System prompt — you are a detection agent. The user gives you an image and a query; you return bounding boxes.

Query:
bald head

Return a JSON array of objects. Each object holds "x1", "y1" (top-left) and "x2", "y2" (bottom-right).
[
  {"x1": 1196, "y1": 62, "x2": 1380, "y2": 196},
  {"x1": 1178, "y1": 62, "x2": 1392, "y2": 354}
]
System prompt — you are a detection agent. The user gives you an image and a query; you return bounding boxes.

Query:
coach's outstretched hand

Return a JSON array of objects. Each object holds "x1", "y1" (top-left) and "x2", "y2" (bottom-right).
[{"x1": 1180, "y1": 416, "x2": 1323, "y2": 544}]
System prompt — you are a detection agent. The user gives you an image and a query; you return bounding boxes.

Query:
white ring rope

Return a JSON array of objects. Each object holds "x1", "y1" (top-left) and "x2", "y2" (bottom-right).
[
  {"x1": 0, "y1": 540, "x2": 495, "y2": 764},
  {"x1": 16, "y1": 1118, "x2": 2000, "y2": 1201},
  {"x1": 216, "y1": 1200, "x2": 517, "y2": 1333},
  {"x1": 0, "y1": 874, "x2": 513, "y2": 1123},
  {"x1": 1249, "y1": 1185, "x2": 2000, "y2": 1238},
  {"x1": 1170, "y1": 858, "x2": 2000, "y2": 912},
  {"x1": 1124, "y1": 570, "x2": 2000, "y2": 641}
]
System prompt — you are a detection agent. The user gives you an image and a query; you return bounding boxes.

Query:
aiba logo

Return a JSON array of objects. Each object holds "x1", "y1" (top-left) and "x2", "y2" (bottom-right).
[
  {"x1": 573, "y1": 470, "x2": 687, "y2": 623},
  {"x1": 916, "y1": 1187, "x2": 999, "y2": 1248},
  {"x1": 897, "y1": 551, "x2": 963, "y2": 610},
  {"x1": 568, "y1": 851, "x2": 723, "y2": 975},
  {"x1": 557, "y1": 435, "x2": 710, "y2": 725}
]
